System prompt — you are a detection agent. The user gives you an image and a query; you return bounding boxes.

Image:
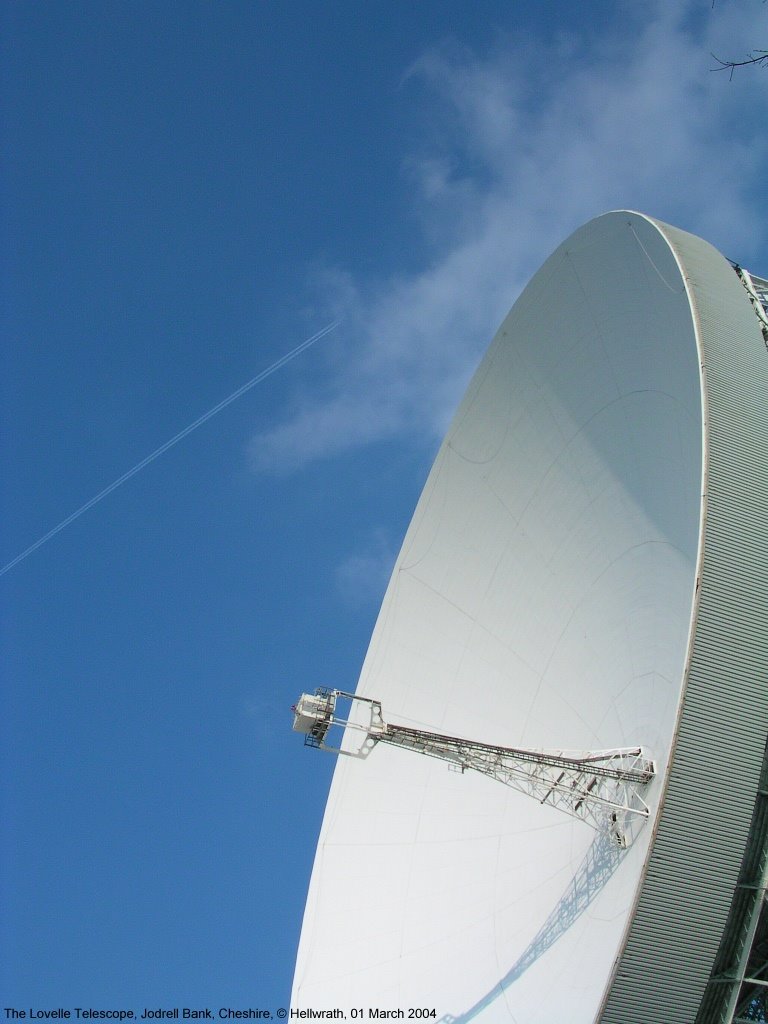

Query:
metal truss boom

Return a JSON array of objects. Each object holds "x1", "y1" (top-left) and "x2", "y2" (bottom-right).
[{"x1": 292, "y1": 689, "x2": 655, "y2": 847}]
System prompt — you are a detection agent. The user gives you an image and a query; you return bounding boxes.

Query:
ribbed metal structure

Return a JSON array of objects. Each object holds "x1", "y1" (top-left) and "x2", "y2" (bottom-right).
[
  {"x1": 696, "y1": 740, "x2": 768, "y2": 1023},
  {"x1": 597, "y1": 221, "x2": 768, "y2": 1023}
]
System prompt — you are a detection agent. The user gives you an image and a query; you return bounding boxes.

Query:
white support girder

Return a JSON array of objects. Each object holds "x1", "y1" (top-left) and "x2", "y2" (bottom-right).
[
  {"x1": 292, "y1": 689, "x2": 655, "y2": 847},
  {"x1": 734, "y1": 266, "x2": 768, "y2": 346}
]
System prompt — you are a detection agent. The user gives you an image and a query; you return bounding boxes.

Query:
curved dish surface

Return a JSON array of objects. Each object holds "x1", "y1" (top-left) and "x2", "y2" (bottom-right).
[{"x1": 291, "y1": 212, "x2": 766, "y2": 1022}]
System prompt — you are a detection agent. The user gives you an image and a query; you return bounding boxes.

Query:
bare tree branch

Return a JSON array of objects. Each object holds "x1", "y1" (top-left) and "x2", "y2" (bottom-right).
[
  {"x1": 710, "y1": 0, "x2": 767, "y2": 78},
  {"x1": 711, "y1": 50, "x2": 768, "y2": 80}
]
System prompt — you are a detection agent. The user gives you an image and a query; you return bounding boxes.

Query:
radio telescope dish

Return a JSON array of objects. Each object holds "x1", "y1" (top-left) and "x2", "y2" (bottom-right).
[{"x1": 291, "y1": 212, "x2": 768, "y2": 1023}]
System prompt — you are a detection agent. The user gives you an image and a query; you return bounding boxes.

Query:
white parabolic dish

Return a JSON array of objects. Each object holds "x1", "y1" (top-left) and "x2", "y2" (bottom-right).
[{"x1": 291, "y1": 212, "x2": 768, "y2": 1023}]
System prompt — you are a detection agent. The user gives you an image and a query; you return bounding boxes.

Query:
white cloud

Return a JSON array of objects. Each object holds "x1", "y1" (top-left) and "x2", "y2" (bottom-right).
[
  {"x1": 249, "y1": 0, "x2": 768, "y2": 474},
  {"x1": 335, "y1": 528, "x2": 399, "y2": 606}
]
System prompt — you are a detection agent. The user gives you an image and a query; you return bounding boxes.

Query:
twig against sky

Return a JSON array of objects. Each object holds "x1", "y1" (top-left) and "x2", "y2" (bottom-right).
[{"x1": 0, "y1": 320, "x2": 341, "y2": 578}]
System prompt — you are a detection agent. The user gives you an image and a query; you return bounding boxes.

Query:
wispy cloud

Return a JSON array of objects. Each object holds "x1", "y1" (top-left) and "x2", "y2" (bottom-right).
[
  {"x1": 335, "y1": 528, "x2": 399, "y2": 606},
  {"x1": 249, "y1": 0, "x2": 768, "y2": 474}
]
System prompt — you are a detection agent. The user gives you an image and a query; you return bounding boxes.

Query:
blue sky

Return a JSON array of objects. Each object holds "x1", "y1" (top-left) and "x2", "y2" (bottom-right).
[{"x1": 2, "y1": 0, "x2": 767, "y2": 1011}]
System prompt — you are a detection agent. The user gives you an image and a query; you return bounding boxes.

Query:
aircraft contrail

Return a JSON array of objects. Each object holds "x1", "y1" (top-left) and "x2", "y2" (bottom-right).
[{"x1": 1, "y1": 319, "x2": 341, "y2": 578}]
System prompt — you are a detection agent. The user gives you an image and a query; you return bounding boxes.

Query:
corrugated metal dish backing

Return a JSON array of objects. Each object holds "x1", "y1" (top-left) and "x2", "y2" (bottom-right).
[{"x1": 597, "y1": 219, "x2": 768, "y2": 1022}]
